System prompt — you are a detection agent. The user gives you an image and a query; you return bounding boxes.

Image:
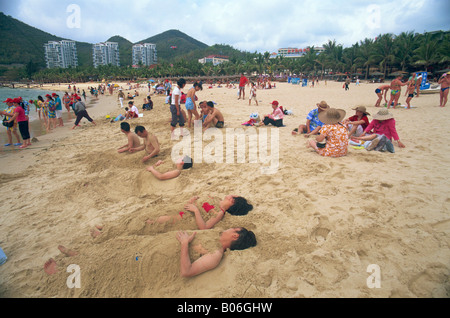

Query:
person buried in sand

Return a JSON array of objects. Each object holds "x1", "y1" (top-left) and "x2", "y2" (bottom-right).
[
  {"x1": 146, "y1": 155, "x2": 193, "y2": 180},
  {"x1": 45, "y1": 229, "x2": 257, "y2": 279},
  {"x1": 129, "y1": 125, "x2": 160, "y2": 162},
  {"x1": 202, "y1": 101, "x2": 224, "y2": 130},
  {"x1": 146, "y1": 194, "x2": 253, "y2": 230},
  {"x1": 292, "y1": 101, "x2": 329, "y2": 137},
  {"x1": 117, "y1": 121, "x2": 141, "y2": 153},
  {"x1": 176, "y1": 227, "x2": 256, "y2": 277}
]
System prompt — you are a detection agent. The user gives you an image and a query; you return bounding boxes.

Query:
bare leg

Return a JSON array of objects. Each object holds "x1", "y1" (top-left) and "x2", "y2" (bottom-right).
[{"x1": 307, "y1": 139, "x2": 320, "y2": 153}]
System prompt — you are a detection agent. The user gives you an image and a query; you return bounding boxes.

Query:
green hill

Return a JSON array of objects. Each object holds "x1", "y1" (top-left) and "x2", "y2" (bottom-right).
[
  {"x1": 0, "y1": 12, "x2": 93, "y2": 67},
  {"x1": 0, "y1": 13, "x2": 245, "y2": 69},
  {"x1": 107, "y1": 35, "x2": 133, "y2": 66},
  {"x1": 137, "y1": 29, "x2": 209, "y2": 63}
]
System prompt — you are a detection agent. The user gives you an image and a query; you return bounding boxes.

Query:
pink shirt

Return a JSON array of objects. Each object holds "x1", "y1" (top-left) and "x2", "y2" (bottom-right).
[
  {"x1": 270, "y1": 107, "x2": 284, "y2": 120},
  {"x1": 14, "y1": 106, "x2": 27, "y2": 122},
  {"x1": 364, "y1": 118, "x2": 400, "y2": 141}
]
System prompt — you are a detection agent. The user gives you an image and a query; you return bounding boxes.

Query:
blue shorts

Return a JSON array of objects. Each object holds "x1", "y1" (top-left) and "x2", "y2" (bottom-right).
[{"x1": 185, "y1": 97, "x2": 194, "y2": 110}]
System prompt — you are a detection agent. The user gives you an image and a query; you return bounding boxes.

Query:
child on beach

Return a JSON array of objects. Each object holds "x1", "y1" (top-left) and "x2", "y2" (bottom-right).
[
  {"x1": 375, "y1": 84, "x2": 390, "y2": 107},
  {"x1": 146, "y1": 156, "x2": 193, "y2": 180},
  {"x1": 185, "y1": 82, "x2": 202, "y2": 128},
  {"x1": 405, "y1": 80, "x2": 416, "y2": 109},
  {"x1": 249, "y1": 82, "x2": 258, "y2": 106}
]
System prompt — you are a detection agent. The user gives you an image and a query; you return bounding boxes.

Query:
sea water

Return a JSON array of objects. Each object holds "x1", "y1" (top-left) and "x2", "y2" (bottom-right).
[{"x1": 0, "y1": 87, "x2": 58, "y2": 121}]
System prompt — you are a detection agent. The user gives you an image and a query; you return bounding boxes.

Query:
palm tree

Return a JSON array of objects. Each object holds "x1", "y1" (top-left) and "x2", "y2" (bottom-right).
[
  {"x1": 394, "y1": 31, "x2": 419, "y2": 72},
  {"x1": 356, "y1": 38, "x2": 376, "y2": 79},
  {"x1": 412, "y1": 32, "x2": 441, "y2": 72},
  {"x1": 372, "y1": 33, "x2": 396, "y2": 77}
]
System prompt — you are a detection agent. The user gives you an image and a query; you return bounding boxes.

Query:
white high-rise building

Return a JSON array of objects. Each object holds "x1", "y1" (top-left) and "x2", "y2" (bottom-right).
[
  {"x1": 44, "y1": 40, "x2": 78, "y2": 68},
  {"x1": 93, "y1": 42, "x2": 120, "y2": 67},
  {"x1": 132, "y1": 43, "x2": 157, "y2": 66}
]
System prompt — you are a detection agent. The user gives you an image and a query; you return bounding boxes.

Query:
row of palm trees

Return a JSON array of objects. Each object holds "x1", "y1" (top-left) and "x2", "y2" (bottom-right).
[{"x1": 28, "y1": 30, "x2": 449, "y2": 83}]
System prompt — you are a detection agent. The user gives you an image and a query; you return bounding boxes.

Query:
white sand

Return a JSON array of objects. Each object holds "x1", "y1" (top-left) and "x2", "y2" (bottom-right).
[{"x1": 0, "y1": 80, "x2": 449, "y2": 297}]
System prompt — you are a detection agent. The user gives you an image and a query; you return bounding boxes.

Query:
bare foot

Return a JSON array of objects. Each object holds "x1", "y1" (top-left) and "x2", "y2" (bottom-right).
[
  {"x1": 44, "y1": 258, "x2": 58, "y2": 275},
  {"x1": 58, "y1": 245, "x2": 78, "y2": 257}
]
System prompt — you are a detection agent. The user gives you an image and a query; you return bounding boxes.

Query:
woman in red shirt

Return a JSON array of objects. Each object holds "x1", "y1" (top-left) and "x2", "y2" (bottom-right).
[
  {"x1": 6, "y1": 98, "x2": 31, "y2": 148},
  {"x1": 344, "y1": 106, "x2": 370, "y2": 137}
]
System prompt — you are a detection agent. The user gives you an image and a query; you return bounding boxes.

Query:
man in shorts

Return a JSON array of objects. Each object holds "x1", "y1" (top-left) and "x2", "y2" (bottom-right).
[
  {"x1": 52, "y1": 93, "x2": 64, "y2": 127},
  {"x1": 203, "y1": 101, "x2": 224, "y2": 130},
  {"x1": 238, "y1": 73, "x2": 248, "y2": 100}
]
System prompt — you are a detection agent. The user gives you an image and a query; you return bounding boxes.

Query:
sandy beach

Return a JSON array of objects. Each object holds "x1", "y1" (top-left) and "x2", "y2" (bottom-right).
[{"x1": 0, "y1": 80, "x2": 449, "y2": 298}]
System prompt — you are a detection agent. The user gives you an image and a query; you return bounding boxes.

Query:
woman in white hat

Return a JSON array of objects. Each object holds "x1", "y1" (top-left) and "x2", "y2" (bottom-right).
[
  {"x1": 307, "y1": 108, "x2": 348, "y2": 157},
  {"x1": 353, "y1": 109, "x2": 405, "y2": 151}
]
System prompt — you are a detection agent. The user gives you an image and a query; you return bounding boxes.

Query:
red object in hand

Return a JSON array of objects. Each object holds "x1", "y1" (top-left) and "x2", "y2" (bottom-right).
[{"x1": 202, "y1": 202, "x2": 215, "y2": 213}]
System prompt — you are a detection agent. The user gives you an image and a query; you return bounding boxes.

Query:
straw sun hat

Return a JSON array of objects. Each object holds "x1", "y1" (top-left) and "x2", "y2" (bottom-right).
[
  {"x1": 372, "y1": 109, "x2": 394, "y2": 121},
  {"x1": 317, "y1": 101, "x2": 330, "y2": 110},
  {"x1": 352, "y1": 106, "x2": 370, "y2": 116},
  {"x1": 318, "y1": 108, "x2": 346, "y2": 125}
]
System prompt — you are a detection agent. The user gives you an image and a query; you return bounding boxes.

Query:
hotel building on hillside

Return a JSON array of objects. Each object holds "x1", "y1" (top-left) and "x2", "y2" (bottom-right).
[
  {"x1": 93, "y1": 42, "x2": 120, "y2": 67},
  {"x1": 132, "y1": 43, "x2": 157, "y2": 66},
  {"x1": 198, "y1": 55, "x2": 229, "y2": 66},
  {"x1": 44, "y1": 40, "x2": 78, "y2": 68}
]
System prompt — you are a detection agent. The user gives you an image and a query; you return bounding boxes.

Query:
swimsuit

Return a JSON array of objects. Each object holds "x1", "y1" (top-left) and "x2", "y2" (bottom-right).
[
  {"x1": 215, "y1": 121, "x2": 224, "y2": 128},
  {"x1": 375, "y1": 88, "x2": 381, "y2": 94},
  {"x1": 391, "y1": 90, "x2": 399, "y2": 95},
  {"x1": 185, "y1": 97, "x2": 194, "y2": 110},
  {"x1": 442, "y1": 87, "x2": 449, "y2": 92}
]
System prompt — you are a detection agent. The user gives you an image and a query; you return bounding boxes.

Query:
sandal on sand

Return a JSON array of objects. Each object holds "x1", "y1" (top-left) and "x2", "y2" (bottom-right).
[
  {"x1": 366, "y1": 138, "x2": 380, "y2": 151},
  {"x1": 4, "y1": 143, "x2": 11, "y2": 146},
  {"x1": 14, "y1": 143, "x2": 22, "y2": 146},
  {"x1": 19, "y1": 145, "x2": 28, "y2": 149}
]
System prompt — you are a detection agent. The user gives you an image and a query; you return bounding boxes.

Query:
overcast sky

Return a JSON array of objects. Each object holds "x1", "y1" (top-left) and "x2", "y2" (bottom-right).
[{"x1": 1, "y1": 0, "x2": 449, "y2": 53}]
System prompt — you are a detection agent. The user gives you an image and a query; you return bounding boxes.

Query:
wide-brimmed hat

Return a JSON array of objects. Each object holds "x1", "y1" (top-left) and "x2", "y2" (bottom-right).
[
  {"x1": 352, "y1": 106, "x2": 370, "y2": 116},
  {"x1": 372, "y1": 109, "x2": 394, "y2": 121},
  {"x1": 318, "y1": 108, "x2": 346, "y2": 124},
  {"x1": 317, "y1": 101, "x2": 330, "y2": 111}
]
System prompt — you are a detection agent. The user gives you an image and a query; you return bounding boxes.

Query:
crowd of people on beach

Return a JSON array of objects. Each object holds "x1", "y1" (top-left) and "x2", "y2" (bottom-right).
[{"x1": 3, "y1": 70, "x2": 449, "y2": 280}]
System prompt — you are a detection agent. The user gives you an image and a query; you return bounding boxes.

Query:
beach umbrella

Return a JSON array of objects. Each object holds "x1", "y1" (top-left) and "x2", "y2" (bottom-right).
[
  {"x1": 370, "y1": 72, "x2": 384, "y2": 76},
  {"x1": 437, "y1": 69, "x2": 450, "y2": 73}
]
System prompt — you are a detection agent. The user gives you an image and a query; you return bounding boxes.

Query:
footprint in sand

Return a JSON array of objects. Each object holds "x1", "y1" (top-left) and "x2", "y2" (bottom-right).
[{"x1": 311, "y1": 227, "x2": 331, "y2": 244}]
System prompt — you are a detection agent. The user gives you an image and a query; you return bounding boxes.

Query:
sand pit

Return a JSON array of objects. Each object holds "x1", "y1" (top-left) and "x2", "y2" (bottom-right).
[{"x1": 0, "y1": 80, "x2": 449, "y2": 298}]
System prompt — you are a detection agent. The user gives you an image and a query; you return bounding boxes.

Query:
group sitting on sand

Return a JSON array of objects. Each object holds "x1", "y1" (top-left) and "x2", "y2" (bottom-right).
[{"x1": 292, "y1": 100, "x2": 406, "y2": 156}]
